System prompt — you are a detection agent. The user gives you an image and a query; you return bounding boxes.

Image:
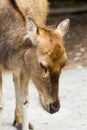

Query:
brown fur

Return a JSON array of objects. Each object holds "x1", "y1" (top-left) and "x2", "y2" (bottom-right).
[
  {"x1": 15, "y1": 0, "x2": 48, "y2": 26},
  {"x1": 0, "y1": 0, "x2": 69, "y2": 129}
]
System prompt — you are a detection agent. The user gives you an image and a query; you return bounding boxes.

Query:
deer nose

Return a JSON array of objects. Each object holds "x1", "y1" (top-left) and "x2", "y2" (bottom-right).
[{"x1": 50, "y1": 101, "x2": 60, "y2": 114}]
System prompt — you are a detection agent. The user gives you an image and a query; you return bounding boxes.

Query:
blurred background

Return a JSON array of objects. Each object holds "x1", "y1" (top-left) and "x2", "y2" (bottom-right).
[
  {"x1": 47, "y1": 0, "x2": 87, "y2": 69},
  {"x1": 49, "y1": 0, "x2": 87, "y2": 8}
]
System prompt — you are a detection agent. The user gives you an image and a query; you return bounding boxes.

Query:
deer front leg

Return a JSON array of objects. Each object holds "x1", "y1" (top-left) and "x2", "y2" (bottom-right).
[
  {"x1": 0, "y1": 71, "x2": 2, "y2": 110},
  {"x1": 0, "y1": 71, "x2": 3, "y2": 129},
  {"x1": 20, "y1": 70, "x2": 33, "y2": 130},
  {"x1": 13, "y1": 72, "x2": 22, "y2": 129}
]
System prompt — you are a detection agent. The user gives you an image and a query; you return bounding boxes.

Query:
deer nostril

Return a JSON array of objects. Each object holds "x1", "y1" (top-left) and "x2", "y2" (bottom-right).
[{"x1": 50, "y1": 102, "x2": 60, "y2": 114}]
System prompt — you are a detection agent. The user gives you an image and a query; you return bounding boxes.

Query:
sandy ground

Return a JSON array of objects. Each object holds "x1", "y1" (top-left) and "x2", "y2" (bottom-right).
[{"x1": 0, "y1": 67, "x2": 87, "y2": 130}]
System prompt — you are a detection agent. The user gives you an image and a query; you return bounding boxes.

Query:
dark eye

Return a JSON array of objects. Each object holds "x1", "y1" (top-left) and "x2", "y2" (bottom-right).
[{"x1": 40, "y1": 63, "x2": 47, "y2": 72}]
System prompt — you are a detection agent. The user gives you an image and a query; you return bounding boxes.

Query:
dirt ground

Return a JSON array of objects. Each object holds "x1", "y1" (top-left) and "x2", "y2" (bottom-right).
[{"x1": 47, "y1": 12, "x2": 87, "y2": 69}]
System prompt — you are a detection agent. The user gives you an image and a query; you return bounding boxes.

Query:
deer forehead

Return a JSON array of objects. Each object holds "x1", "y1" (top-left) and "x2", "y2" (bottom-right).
[
  {"x1": 37, "y1": 28, "x2": 64, "y2": 54},
  {"x1": 37, "y1": 42, "x2": 67, "y2": 71}
]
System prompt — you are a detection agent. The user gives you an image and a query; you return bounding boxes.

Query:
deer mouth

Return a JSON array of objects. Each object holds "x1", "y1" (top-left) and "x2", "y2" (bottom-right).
[{"x1": 39, "y1": 94, "x2": 60, "y2": 114}]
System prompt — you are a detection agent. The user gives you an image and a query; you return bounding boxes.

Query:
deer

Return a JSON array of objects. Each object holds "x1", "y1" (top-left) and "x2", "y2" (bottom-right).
[{"x1": 0, "y1": 0, "x2": 70, "y2": 130}]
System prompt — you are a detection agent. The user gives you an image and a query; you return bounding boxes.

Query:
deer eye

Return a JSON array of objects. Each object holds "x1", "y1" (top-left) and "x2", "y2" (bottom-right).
[{"x1": 40, "y1": 63, "x2": 47, "y2": 73}]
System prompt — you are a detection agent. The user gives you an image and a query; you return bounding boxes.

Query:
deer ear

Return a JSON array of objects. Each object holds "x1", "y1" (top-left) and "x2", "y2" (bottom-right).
[
  {"x1": 26, "y1": 16, "x2": 37, "y2": 34},
  {"x1": 56, "y1": 19, "x2": 70, "y2": 36},
  {"x1": 24, "y1": 16, "x2": 38, "y2": 44}
]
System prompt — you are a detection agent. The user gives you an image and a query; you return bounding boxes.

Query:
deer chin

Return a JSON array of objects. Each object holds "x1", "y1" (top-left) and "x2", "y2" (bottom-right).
[
  {"x1": 39, "y1": 93, "x2": 50, "y2": 111},
  {"x1": 40, "y1": 99, "x2": 50, "y2": 113}
]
